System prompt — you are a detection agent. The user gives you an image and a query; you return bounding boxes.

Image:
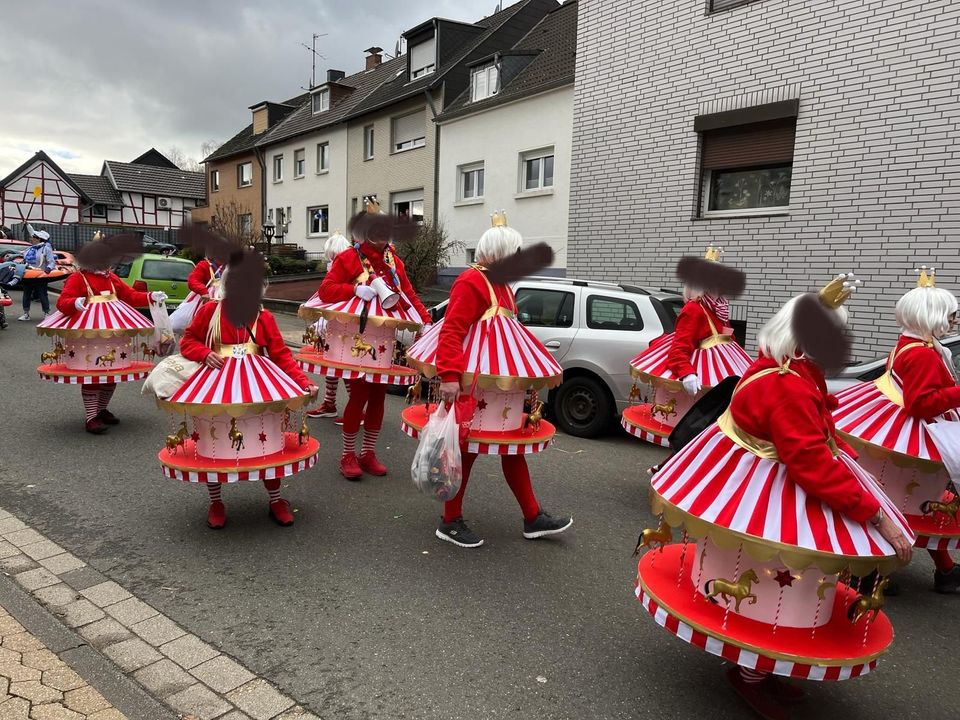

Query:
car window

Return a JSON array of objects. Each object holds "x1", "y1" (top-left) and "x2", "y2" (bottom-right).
[
  {"x1": 515, "y1": 288, "x2": 574, "y2": 328},
  {"x1": 113, "y1": 262, "x2": 132, "y2": 278},
  {"x1": 586, "y1": 295, "x2": 643, "y2": 331},
  {"x1": 141, "y1": 260, "x2": 191, "y2": 281}
]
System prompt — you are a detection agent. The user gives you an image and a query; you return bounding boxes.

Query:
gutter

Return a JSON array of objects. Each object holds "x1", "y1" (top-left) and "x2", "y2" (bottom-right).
[
  {"x1": 254, "y1": 145, "x2": 267, "y2": 230},
  {"x1": 424, "y1": 88, "x2": 441, "y2": 226}
]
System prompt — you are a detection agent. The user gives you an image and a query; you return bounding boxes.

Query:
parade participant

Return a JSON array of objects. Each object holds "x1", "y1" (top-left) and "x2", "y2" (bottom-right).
[
  {"x1": 37, "y1": 233, "x2": 164, "y2": 433},
  {"x1": 17, "y1": 229, "x2": 56, "y2": 320},
  {"x1": 303, "y1": 199, "x2": 428, "y2": 480},
  {"x1": 623, "y1": 247, "x2": 751, "y2": 447},
  {"x1": 306, "y1": 230, "x2": 352, "y2": 421},
  {"x1": 405, "y1": 212, "x2": 572, "y2": 547},
  {"x1": 635, "y1": 274, "x2": 913, "y2": 720},
  {"x1": 834, "y1": 267, "x2": 960, "y2": 593},
  {"x1": 185, "y1": 253, "x2": 226, "y2": 301}
]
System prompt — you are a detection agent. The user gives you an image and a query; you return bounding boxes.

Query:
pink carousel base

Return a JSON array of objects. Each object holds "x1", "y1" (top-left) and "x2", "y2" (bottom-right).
[
  {"x1": 37, "y1": 361, "x2": 153, "y2": 385},
  {"x1": 635, "y1": 545, "x2": 892, "y2": 681},
  {"x1": 400, "y1": 404, "x2": 554, "y2": 456},
  {"x1": 323, "y1": 319, "x2": 397, "y2": 370},
  {"x1": 62, "y1": 337, "x2": 134, "y2": 372},
  {"x1": 296, "y1": 349, "x2": 418, "y2": 386},
  {"x1": 158, "y1": 434, "x2": 320, "y2": 484},
  {"x1": 621, "y1": 405, "x2": 672, "y2": 447}
]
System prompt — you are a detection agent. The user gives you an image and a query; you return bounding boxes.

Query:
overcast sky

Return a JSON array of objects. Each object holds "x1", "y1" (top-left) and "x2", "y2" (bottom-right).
[{"x1": 0, "y1": 0, "x2": 506, "y2": 177}]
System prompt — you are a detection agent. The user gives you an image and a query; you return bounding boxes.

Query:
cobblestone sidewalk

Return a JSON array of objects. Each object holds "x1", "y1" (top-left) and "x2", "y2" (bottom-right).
[{"x1": 1, "y1": 604, "x2": 125, "y2": 720}]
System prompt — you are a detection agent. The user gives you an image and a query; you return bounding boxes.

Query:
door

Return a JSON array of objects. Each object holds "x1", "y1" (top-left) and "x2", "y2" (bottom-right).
[{"x1": 512, "y1": 284, "x2": 579, "y2": 362}]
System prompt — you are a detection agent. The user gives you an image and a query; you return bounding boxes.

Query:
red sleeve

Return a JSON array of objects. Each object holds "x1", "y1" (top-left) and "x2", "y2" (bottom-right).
[
  {"x1": 899, "y1": 347, "x2": 960, "y2": 419},
  {"x1": 435, "y1": 272, "x2": 488, "y2": 383},
  {"x1": 179, "y1": 301, "x2": 217, "y2": 363},
  {"x1": 257, "y1": 312, "x2": 311, "y2": 389},
  {"x1": 666, "y1": 303, "x2": 706, "y2": 379},
  {"x1": 767, "y1": 379, "x2": 880, "y2": 522},
  {"x1": 111, "y1": 272, "x2": 149, "y2": 308},
  {"x1": 187, "y1": 260, "x2": 211, "y2": 296},
  {"x1": 318, "y1": 250, "x2": 361, "y2": 303},
  {"x1": 56, "y1": 273, "x2": 89, "y2": 316},
  {"x1": 394, "y1": 256, "x2": 430, "y2": 323}
]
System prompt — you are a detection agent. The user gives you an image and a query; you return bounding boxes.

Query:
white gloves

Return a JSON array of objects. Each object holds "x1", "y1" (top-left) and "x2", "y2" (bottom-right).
[
  {"x1": 681, "y1": 374, "x2": 701, "y2": 396},
  {"x1": 354, "y1": 284, "x2": 376, "y2": 302},
  {"x1": 74, "y1": 298, "x2": 87, "y2": 312},
  {"x1": 151, "y1": 291, "x2": 168, "y2": 303}
]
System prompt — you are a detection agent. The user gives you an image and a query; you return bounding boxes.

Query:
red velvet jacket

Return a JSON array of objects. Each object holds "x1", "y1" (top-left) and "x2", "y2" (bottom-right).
[
  {"x1": 436, "y1": 268, "x2": 516, "y2": 383},
  {"x1": 730, "y1": 355, "x2": 879, "y2": 523},
  {"x1": 317, "y1": 242, "x2": 429, "y2": 322},
  {"x1": 667, "y1": 301, "x2": 725, "y2": 379},
  {"x1": 187, "y1": 259, "x2": 222, "y2": 297},
  {"x1": 57, "y1": 270, "x2": 149, "y2": 316},
  {"x1": 180, "y1": 301, "x2": 311, "y2": 389},
  {"x1": 893, "y1": 334, "x2": 960, "y2": 419}
]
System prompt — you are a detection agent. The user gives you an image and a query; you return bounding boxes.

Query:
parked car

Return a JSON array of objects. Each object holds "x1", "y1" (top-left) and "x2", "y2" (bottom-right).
[
  {"x1": 113, "y1": 253, "x2": 195, "y2": 308},
  {"x1": 142, "y1": 236, "x2": 178, "y2": 256},
  {"x1": 826, "y1": 335, "x2": 960, "y2": 394}
]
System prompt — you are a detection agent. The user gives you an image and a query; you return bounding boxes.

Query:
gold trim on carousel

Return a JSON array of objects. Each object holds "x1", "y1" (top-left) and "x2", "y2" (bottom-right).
[
  {"x1": 636, "y1": 574, "x2": 889, "y2": 668},
  {"x1": 37, "y1": 326, "x2": 153, "y2": 339},
  {"x1": 629, "y1": 370, "x2": 685, "y2": 393},
  {"x1": 297, "y1": 305, "x2": 422, "y2": 331},
  {"x1": 621, "y1": 411, "x2": 670, "y2": 438},
  {"x1": 299, "y1": 355, "x2": 418, "y2": 376},
  {"x1": 160, "y1": 446, "x2": 320, "y2": 474},
  {"x1": 650, "y1": 491, "x2": 908, "y2": 576},
  {"x1": 217, "y1": 342, "x2": 260, "y2": 358},
  {"x1": 717, "y1": 409, "x2": 781, "y2": 461},
  {"x1": 698, "y1": 334, "x2": 734, "y2": 350},
  {"x1": 402, "y1": 417, "x2": 555, "y2": 446},
  {"x1": 156, "y1": 395, "x2": 314, "y2": 418},
  {"x1": 839, "y1": 431, "x2": 945, "y2": 475},
  {"x1": 479, "y1": 306, "x2": 516, "y2": 321},
  {"x1": 405, "y1": 357, "x2": 562, "y2": 391},
  {"x1": 87, "y1": 293, "x2": 118, "y2": 305}
]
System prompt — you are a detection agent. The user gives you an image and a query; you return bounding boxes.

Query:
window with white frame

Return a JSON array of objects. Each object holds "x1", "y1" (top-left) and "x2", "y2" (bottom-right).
[
  {"x1": 471, "y1": 63, "x2": 499, "y2": 102},
  {"x1": 312, "y1": 89, "x2": 330, "y2": 114},
  {"x1": 466, "y1": 248, "x2": 476, "y2": 265},
  {"x1": 316, "y1": 142, "x2": 330, "y2": 172},
  {"x1": 307, "y1": 205, "x2": 329, "y2": 237},
  {"x1": 237, "y1": 162, "x2": 252, "y2": 187},
  {"x1": 458, "y1": 163, "x2": 484, "y2": 201},
  {"x1": 294, "y1": 149, "x2": 305, "y2": 178},
  {"x1": 210, "y1": 169, "x2": 220, "y2": 192},
  {"x1": 409, "y1": 36, "x2": 436, "y2": 80},
  {"x1": 363, "y1": 125, "x2": 375, "y2": 160},
  {"x1": 520, "y1": 148, "x2": 555, "y2": 192},
  {"x1": 392, "y1": 111, "x2": 426, "y2": 152},
  {"x1": 391, "y1": 189, "x2": 424, "y2": 224},
  {"x1": 238, "y1": 213, "x2": 252, "y2": 238},
  {"x1": 272, "y1": 154, "x2": 283, "y2": 182}
]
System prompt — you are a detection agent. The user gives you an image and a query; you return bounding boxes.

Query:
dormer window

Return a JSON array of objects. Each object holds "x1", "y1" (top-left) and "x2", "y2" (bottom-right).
[
  {"x1": 471, "y1": 63, "x2": 499, "y2": 102},
  {"x1": 409, "y1": 36, "x2": 436, "y2": 80},
  {"x1": 312, "y1": 89, "x2": 330, "y2": 114}
]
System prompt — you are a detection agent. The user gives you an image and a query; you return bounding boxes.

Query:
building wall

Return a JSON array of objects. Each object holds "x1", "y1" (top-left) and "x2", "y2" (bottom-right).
[
  {"x1": 263, "y1": 125, "x2": 349, "y2": 255},
  {"x1": 346, "y1": 94, "x2": 439, "y2": 224},
  {"x1": 1, "y1": 159, "x2": 82, "y2": 226},
  {"x1": 438, "y1": 87, "x2": 573, "y2": 272},
  {"x1": 79, "y1": 191, "x2": 198, "y2": 228},
  {"x1": 570, "y1": 0, "x2": 960, "y2": 360},
  {"x1": 192, "y1": 151, "x2": 262, "y2": 232}
]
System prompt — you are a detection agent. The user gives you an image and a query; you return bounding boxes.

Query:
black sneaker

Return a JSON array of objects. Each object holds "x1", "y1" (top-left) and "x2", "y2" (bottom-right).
[
  {"x1": 435, "y1": 518, "x2": 484, "y2": 548},
  {"x1": 934, "y1": 565, "x2": 960, "y2": 594},
  {"x1": 522, "y1": 511, "x2": 573, "y2": 539}
]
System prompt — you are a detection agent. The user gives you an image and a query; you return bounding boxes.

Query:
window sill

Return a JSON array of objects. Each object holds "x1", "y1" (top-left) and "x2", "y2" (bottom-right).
[
  {"x1": 391, "y1": 145, "x2": 426, "y2": 156},
  {"x1": 315, "y1": 170, "x2": 330, "y2": 176},
  {"x1": 695, "y1": 209, "x2": 790, "y2": 220},
  {"x1": 454, "y1": 198, "x2": 484, "y2": 207},
  {"x1": 363, "y1": 156, "x2": 374, "y2": 162},
  {"x1": 307, "y1": 233, "x2": 329, "y2": 239},
  {"x1": 293, "y1": 175, "x2": 305, "y2": 181},
  {"x1": 238, "y1": 184, "x2": 252, "y2": 189},
  {"x1": 515, "y1": 188, "x2": 555, "y2": 200},
  {"x1": 211, "y1": 189, "x2": 220, "y2": 193},
  {"x1": 272, "y1": 180, "x2": 283, "y2": 185}
]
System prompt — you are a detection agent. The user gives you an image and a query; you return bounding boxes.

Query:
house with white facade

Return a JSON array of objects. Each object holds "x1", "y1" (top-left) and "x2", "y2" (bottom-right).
[{"x1": 436, "y1": 0, "x2": 576, "y2": 277}]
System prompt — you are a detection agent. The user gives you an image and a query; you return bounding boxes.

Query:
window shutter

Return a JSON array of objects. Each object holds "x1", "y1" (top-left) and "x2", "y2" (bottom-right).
[
  {"x1": 410, "y1": 38, "x2": 435, "y2": 73},
  {"x1": 701, "y1": 118, "x2": 797, "y2": 170},
  {"x1": 393, "y1": 112, "x2": 423, "y2": 145}
]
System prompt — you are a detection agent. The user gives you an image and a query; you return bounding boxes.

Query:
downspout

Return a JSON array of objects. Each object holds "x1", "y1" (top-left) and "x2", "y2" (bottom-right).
[
  {"x1": 254, "y1": 145, "x2": 267, "y2": 242},
  {"x1": 423, "y1": 88, "x2": 440, "y2": 226}
]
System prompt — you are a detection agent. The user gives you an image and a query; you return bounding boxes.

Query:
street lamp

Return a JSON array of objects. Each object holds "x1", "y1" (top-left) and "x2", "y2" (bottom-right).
[{"x1": 262, "y1": 221, "x2": 275, "y2": 255}]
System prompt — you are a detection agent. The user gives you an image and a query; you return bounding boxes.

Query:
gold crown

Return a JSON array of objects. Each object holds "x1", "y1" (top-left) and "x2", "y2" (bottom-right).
[
  {"x1": 704, "y1": 245, "x2": 723, "y2": 262},
  {"x1": 491, "y1": 210, "x2": 508, "y2": 228},
  {"x1": 915, "y1": 265, "x2": 937, "y2": 288},
  {"x1": 364, "y1": 197, "x2": 380, "y2": 214},
  {"x1": 92, "y1": 231, "x2": 103, "y2": 242},
  {"x1": 818, "y1": 272, "x2": 861, "y2": 309}
]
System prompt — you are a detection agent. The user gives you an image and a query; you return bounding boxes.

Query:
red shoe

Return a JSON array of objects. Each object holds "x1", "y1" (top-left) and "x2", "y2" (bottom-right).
[
  {"x1": 207, "y1": 501, "x2": 226, "y2": 529},
  {"x1": 269, "y1": 498, "x2": 295, "y2": 526},
  {"x1": 725, "y1": 667, "x2": 791, "y2": 720},
  {"x1": 359, "y1": 452, "x2": 388, "y2": 476},
  {"x1": 85, "y1": 418, "x2": 108, "y2": 435},
  {"x1": 306, "y1": 402, "x2": 338, "y2": 419},
  {"x1": 340, "y1": 453, "x2": 363, "y2": 480},
  {"x1": 97, "y1": 409, "x2": 120, "y2": 425}
]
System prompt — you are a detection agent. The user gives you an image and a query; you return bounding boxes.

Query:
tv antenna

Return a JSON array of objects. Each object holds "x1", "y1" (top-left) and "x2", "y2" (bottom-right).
[{"x1": 299, "y1": 33, "x2": 328, "y2": 89}]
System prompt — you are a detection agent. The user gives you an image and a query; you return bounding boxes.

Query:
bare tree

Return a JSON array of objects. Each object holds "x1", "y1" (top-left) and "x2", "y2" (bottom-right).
[
  {"x1": 200, "y1": 139, "x2": 223, "y2": 161},
  {"x1": 209, "y1": 199, "x2": 259, "y2": 246},
  {"x1": 166, "y1": 146, "x2": 202, "y2": 172}
]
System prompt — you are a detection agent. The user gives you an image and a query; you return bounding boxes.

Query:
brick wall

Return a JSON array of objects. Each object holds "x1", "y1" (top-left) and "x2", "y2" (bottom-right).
[
  {"x1": 192, "y1": 151, "x2": 262, "y2": 231},
  {"x1": 569, "y1": 0, "x2": 960, "y2": 360}
]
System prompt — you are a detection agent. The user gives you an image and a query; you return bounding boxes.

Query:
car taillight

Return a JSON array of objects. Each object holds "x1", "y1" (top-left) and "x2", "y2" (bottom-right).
[{"x1": 133, "y1": 280, "x2": 149, "y2": 293}]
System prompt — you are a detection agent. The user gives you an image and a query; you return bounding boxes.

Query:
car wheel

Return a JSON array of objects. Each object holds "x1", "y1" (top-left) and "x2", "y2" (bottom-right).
[{"x1": 552, "y1": 376, "x2": 612, "y2": 438}]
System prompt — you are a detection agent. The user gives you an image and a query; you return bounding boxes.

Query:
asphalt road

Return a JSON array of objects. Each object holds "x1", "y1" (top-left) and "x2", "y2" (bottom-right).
[{"x1": 0, "y1": 317, "x2": 955, "y2": 720}]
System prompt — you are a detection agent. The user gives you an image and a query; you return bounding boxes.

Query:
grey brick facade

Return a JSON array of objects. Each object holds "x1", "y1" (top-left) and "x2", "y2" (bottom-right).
[{"x1": 569, "y1": 0, "x2": 960, "y2": 359}]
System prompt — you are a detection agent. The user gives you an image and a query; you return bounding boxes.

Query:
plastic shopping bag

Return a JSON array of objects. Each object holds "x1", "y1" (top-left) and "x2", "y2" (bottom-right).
[
  {"x1": 411, "y1": 403, "x2": 463, "y2": 502},
  {"x1": 148, "y1": 300, "x2": 177, "y2": 357},
  {"x1": 170, "y1": 293, "x2": 202, "y2": 334}
]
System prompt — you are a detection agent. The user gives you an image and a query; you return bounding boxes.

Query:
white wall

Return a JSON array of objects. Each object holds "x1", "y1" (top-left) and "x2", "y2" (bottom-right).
[
  {"x1": 437, "y1": 86, "x2": 573, "y2": 271},
  {"x1": 264, "y1": 125, "x2": 349, "y2": 255},
  {"x1": 1, "y1": 159, "x2": 82, "y2": 225}
]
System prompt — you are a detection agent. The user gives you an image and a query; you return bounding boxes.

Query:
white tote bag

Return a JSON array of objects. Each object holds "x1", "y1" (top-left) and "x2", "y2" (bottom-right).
[{"x1": 142, "y1": 353, "x2": 201, "y2": 400}]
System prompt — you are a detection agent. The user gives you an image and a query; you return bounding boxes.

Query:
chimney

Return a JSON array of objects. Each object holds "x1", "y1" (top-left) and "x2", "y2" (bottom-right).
[
  {"x1": 365, "y1": 46, "x2": 383, "y2": 71},
  {"x1": 327, "y1": 69, "x2": 346, "y2": 83}
]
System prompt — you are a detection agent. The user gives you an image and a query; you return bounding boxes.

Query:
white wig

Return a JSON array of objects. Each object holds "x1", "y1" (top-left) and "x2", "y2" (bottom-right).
[
  {"x1": 757, "y1": 294, "x2": 849, "y2": 364},
  {"x1": 896, "y1": 286, "x2": 958, "y2": 339},
  {"x1": 475, "y1": 226, "x2": 522, "y2": 266},
  {"x1": 324, "y1": 231, "x2": 351, "y2": 263}
]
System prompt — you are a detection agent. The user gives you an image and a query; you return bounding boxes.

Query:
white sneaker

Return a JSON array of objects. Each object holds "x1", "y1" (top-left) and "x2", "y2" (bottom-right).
[{"x1": 17, "y1": 313, "x2": 29, "y2": 321}]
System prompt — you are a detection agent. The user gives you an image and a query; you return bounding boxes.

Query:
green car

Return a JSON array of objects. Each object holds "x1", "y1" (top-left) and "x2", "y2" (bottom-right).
[{"x1": 114, "y1": 253, "x2": 195, "y2": 308}]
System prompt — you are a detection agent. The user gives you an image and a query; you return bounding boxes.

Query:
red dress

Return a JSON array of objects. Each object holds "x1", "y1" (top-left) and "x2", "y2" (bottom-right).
[
  {"x1": 186, "y1": 259, "x2": 223, "y2": 298},
  {"x1": 57, "y1": 271, "x2": 149, "y2": 316}
]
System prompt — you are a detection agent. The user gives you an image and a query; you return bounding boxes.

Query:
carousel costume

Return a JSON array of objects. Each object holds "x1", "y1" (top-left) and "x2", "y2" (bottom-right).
[
  {"x1": 157, "y1": 299, "x2": 318, "y2": 529},
  {"x1": 635, "y1": 275, "x2": 913, "y2": 720},
  {"x1": 37, "y1": 248, "x2": 164, "y2": 433},
  {"x1": 297, "y1": 200, "x2": 428, "y2": 480},
  {"x1": 403, "y1": 212, "x2": 572, "y2": 547},
  {"x1": 834, "y1": 268, "x2": 960, "y2": 593},
  {"x1": 623, "y1": 247, "x2": 752, "y2": 447},
  {"x1": 185, "y1": 257, "x2": 225, "y2": 303}
]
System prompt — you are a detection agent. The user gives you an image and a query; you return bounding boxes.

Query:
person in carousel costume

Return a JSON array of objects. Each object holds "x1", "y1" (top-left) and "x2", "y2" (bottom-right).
[
  {"x1": 834, "y1": 267, "x2": 960, "y2": 594},
  {"x1": 635, "y1": 274, "x2": 913, "y2": 720},
  {"x1": 314, "y1": 200, "x2": 430, "y2": 479},
  {"x1": 185, "y1": 252, "x2": 226, "y2": 303},
  {"x1": 406, "y1": 213, "x2": 572, "y2": 548},
  {"x1": 623, "y1": 247, "x2": 751, "y2": 447}
]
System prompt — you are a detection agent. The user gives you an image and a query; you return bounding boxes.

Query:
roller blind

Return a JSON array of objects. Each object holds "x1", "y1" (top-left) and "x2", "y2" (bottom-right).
[
  {"x1": 410, "y1": 38, "x2": 436, "y2": 75},
  {"x1": 393, "y1": 111, "x2": 424, "y2": 145},
  {"x1": 701, "y1": 118, "x2": 797, "y2": 170}
]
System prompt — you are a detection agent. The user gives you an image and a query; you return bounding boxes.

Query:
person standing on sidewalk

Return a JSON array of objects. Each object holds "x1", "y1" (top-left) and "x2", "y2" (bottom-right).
[{"x1": 17, "y1": 229, "x2": 56, "y2": 321}]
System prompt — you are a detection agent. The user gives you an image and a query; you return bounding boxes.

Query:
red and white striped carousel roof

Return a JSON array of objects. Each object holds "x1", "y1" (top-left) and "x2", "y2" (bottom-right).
[
  {"x1": 299, "y1": 292, "x2": 423, "y2": 327},
  {"x1": 167, "y1": 354, "x2": 306, "y2": 414},
  {"x1": 630, "y1": 333, "x2": 752, "y2": 385},
  {"x1": 407, "y1": 316, "x2": 561, "y2": 388},
  {"x1": 652, "y1": 426, "x2": 915, "y2": 563},
  {"x1": 38, "y1": 299, "x2": 153, "y2": 336}
]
